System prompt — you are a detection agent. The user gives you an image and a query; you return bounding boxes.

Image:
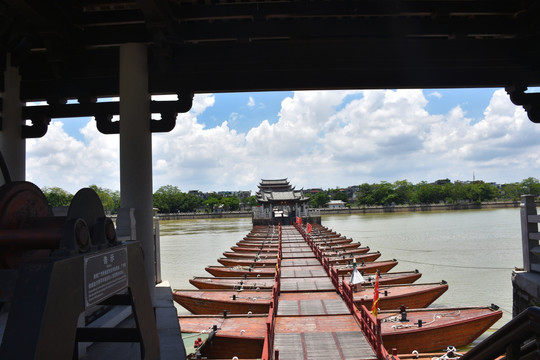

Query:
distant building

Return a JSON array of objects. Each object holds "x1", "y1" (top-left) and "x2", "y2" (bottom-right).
[
  {"x1": 255, "y1": 178, "x2": 310, "y2": 225},
  {"x1": 327, "y1": 200, "x2": 346, "y2": 209},
  {"x1": 236, "y1": 191, "x2": 252, "y2": 199},
  {"x1": 188, "y1": 190, "x2": 207, "y2": 199}
]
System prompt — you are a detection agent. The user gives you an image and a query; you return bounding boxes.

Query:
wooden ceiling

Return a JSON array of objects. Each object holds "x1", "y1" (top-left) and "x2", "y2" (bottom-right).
[{"x1": 1, "y1": 0, "x2": 540, "y2": 103}]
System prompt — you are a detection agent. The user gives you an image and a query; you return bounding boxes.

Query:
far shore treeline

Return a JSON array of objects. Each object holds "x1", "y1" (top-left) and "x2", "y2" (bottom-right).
[{"x1": 41, "y1": 178, "x2": 540, "y2": 215}]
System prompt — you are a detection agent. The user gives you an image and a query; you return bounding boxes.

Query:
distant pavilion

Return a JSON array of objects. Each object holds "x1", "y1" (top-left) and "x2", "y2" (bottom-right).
[{"x1": 253, "y1": 179, "x2": 319, "y2": 225}]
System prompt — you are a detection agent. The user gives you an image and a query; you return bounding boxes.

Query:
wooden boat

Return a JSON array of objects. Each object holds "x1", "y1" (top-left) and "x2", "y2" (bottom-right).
[
  {"x1": 189, "y1": 276, "x2": 275, "y2": 290},
  {"x1": 173, "y1": 289, "x2": 272, "y2": 314},
  {"x1": 230, "y1": 245, "x2": 279, "y2": 252},
  {"x1": 205, "y1": 265, "x2": 275, "y2": 278},
  {"x1": 182, "y1": 332, "x2": 209, "y2": 360},
  {"x1": 234, "y1": 242, "x2": 280, "y2": 249},
  {"x1": 179, "y1": 314, "x2": 266, "y2": 359},
  {"x1": 312, "y1": 237, "x2": 353, "y2": 245},
  {"x1": 310, "y1": 230, "x2": 342, "y2": 238},
  {"x1": 223, "y1": 251, "x2": 277, "y2": 259},
  {"x1": 378, "y1": 305, "x2": 503, "y2": 353},
  {"x1": 217, "y1": 257, "x2": 277, "y2": 267},
  {"x1": 342, "y1": 270, "x2": 422, "y2": 286},
  {"x1": 334, "y1": 259, "x2": 399, "y2": 275},
  {"x1": 322, "y1": 246, "x2": 370, "y2": 256},
  {"x1": 239, "y1": 237, "x2": 352, "y2": 246},
  {"x1": 316, "y1": 242, "x2": 362, "y2": 251},
  {"x1": 236, "y1": 240, "x2": 280, "y2": 247},
  {"x1": 397, "y1": 349, "x2": 466, "y2": 360},
  {"x1": 191, "y1": 269, "x2": 422, "y2": 290},
  {"x1": 353, "y1": 281, "x2": 449, "y2": 311},
  {"x1": 327, "y1": 251, "x2": 381, "y2": 265},
  {"x1": 243, "y1": 235, "x2": 280, "y2": 241}
]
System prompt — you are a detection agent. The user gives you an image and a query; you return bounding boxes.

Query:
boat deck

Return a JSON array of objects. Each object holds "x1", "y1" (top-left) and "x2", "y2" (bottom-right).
[{"x1": 271, "y1": 226, "x2": 377, "y2": 360}]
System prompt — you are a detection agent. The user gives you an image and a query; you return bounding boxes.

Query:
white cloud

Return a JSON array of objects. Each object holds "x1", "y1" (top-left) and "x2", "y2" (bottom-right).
[
  {"x1": 24, "y1": 88, "x2": 540, "y2": 194},
  {"x1": 247, "y1": 96, "x2": 256, "y2": 107},
  {"x1": 26, "y1": 120, "x2": 119, "y2": 193},
  {"x1": 427, "y1": 91, "x2": 442, "y2": 99}
]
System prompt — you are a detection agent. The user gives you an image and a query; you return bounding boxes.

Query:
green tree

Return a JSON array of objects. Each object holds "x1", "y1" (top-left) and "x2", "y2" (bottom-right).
[
  {"x1": 42, "y1": 187, "x2": 73, "y2": 208},
  {"x1": 311, "y1": 192, "x2": 329, "y2": 208},
  {"x1": 88, "y1": 185, "x2": 118, "y2": 213},
  {"x1": 521, "y1": 177, "x2": 540, "y2": 196},
  {"x1": 465, "y1": 181, "x2": 499, "y2": 204},
  {"x1": 178, "y1": 193, "x2": 203, "y2": 212},
  {"x1": 393, "y1": 180, "x2": 414, "y2": 205},
  {"x1": 332, "y1": 191, "x2": 349, "y2": 203},
  {"x1": 153, "y1": 185, "x2": 184, "y2": 213},
  {"x1": 356, "y1": 183, "x2": 375, "y2": 206},
  {"x1": 222, "y1": 196, "x2": 240, "y2": 211},
  {"x1": 372, "y1": 181, "x2": 395, "y2": 205},
  {"x1": 204, "y1": 195, "x2": 222, "y2": 212},
  {"x1": 500, "y1": 182, "x2": 522, "y2": 200},
  {"x1": 241, "y1": 195, "x2": 258, "y2": 209},
  {"x1": 415, "y1": 181, "x2": 441, "y2": 204}
]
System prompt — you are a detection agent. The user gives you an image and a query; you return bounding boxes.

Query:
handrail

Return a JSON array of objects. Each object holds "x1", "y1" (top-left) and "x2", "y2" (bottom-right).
[
  {"x1": 342, "y1": 271, "x2": 398, "y2": 360},
  {"x1": 261, "y1": 225, "x2": 282, "y2": 360},
  {"x1": 330, "y1": 266, "x2": 340, "y2": 291},
  {"x1": 459, "y1": 306, "x2": 540, "y2": 360},
  {"x1": 293, "y1": 222, "x2": 397, "y2": 360}
]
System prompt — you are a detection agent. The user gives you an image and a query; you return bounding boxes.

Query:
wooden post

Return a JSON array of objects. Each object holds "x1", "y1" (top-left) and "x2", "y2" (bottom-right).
[{"x1": 520, "y1": 195, "x2": 538, "y2": 272}]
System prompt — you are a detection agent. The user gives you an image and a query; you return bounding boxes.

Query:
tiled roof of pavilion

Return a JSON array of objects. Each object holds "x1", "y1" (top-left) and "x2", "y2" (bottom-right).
[{"x1": 256, "y1": 179, "x2": 308, "y2": 204}]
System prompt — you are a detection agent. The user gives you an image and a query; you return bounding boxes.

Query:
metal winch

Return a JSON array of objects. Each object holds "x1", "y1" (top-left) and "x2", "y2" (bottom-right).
[
  {"x1": 0, "y1": 181, "x2": 117, "y2": 269},
  {"x1": 0, "y1": 153, "x2": 159, "y2": 359}
]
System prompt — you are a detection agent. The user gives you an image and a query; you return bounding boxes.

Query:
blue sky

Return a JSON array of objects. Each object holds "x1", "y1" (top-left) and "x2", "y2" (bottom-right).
[{"x1": 25, "y1": 88, "x2": 540, "y2": 194}]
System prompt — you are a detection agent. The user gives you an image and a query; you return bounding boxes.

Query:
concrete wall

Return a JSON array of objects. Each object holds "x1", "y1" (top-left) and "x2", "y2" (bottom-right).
[
  {"x1": 512, "y1": 271, "x2": 540, "y2": 316},
  {"x1": 151, "y1": 201, "x2": 524, "y2": 221},
  {"x1": 323, "y1": 201, "x2": 521, "y2": 215}
]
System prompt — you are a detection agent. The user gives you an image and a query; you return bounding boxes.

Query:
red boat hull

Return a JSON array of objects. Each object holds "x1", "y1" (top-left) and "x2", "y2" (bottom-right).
[
  {"x1": 335, "y1": 260, "x2": 398, "y2": 275},
  {"x1": 342, "y1": 270, "x2": 422, "y2": 286},
  {"x1": 353, "y1": 282, "x2": 449, "y2": 311},
  {"x1": 189, "y1": 276, "x2": 275, "y2": 290},
  {"x1": 205, "y1": 266, "x2": 275, "y2": 278},
  {"x1": 328, "y1": 251, "x2": 381, "y2": 265},
  {"x1": 179, "y1": 315, "x2": 265, "y2": 359},
  {"x1": 217, "y1": 257, "x2": 276, "y2": 267},
  {"x1": 173, "y1": 290, "x2": 271, "y2": 315},
  {"x1": 379, "y1": 306, "x2": 503, "y2": 353}
]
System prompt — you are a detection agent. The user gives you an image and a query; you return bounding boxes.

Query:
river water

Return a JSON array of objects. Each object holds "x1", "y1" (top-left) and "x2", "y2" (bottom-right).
[{"x1": 160, "y1": 208, "x2": 523, "y2": 333}]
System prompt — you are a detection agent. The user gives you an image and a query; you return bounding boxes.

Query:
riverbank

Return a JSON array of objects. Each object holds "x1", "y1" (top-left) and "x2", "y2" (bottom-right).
[{"x1": 155, "y1": 200, "x2": 523, "y2": 220}]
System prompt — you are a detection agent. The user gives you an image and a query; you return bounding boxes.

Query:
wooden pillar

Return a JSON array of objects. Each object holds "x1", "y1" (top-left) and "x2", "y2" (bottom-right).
[
  {"x1": 0, "y1": 55, "x2": 25, "y2": 183},
  {"x1": 119, "y1": 43, "x2": 156, "y2": 303}
]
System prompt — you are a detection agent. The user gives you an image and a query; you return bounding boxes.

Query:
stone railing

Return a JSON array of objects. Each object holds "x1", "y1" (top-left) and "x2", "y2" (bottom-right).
[{"x1": 520, "y1": 195, "x2": 540, "y2": 273}]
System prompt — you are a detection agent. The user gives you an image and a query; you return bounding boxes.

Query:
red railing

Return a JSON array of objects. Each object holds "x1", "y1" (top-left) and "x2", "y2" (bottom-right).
[
  {"x1": 291, "y1": 222, "x2": 397, "y2": 360},
  {"x1": 261, "y1": 226, "x2": 282, "y2": 360},
  {"x1": 330, "y1": 266, "x2": 340, "y2": 291},
  {"x1": 341, "y1": 281, "x2": 398, "y2": 360}
]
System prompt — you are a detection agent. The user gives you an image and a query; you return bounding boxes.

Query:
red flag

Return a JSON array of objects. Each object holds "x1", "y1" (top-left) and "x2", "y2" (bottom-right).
[
  {"x1": 297, "y1": 217, "x2": 302, "y2": 225},
  {"x1": 307, "y1": 223, "x2": 312, "y2": 233},
  {"x1": 371, "y1": 271, "x2": 380, "y2": 316}
]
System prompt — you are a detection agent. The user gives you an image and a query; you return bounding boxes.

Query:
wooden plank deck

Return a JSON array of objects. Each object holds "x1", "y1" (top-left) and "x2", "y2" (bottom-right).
[
  {"x1": 280, "y1": 277, "x2": 335, "y2": 292},
  {"x1": 272, "y1": 226, "x2": 377, "y2": 360},
  {"x1": 281, "y1": 266, "x2": 328, "y2": 278},
  {"x1": 277, "y1": 298, "x2": 350, "y2": 316},
  {"x1": 281, "y1": 258, "x2": 321, "y2": 267},
  {"x1": 274, "y1": 331, "x2": 377, "y2": 360}
]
